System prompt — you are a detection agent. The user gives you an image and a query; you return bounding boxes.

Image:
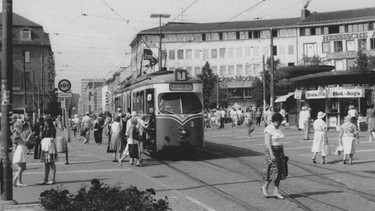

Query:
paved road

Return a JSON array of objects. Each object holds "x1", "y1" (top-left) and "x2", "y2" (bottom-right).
[{"x1": 3, "y1": 123, "x2": 375, "y2": 210}]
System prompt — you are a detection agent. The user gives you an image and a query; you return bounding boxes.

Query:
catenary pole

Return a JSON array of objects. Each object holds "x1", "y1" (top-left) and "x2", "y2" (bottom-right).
[{"x1": 0, "y1": 0, "x2": 16, "y2": 205}]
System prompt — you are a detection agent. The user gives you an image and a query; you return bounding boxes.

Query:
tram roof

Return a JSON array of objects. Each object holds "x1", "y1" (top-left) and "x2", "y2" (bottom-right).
[{"x1": 118, "y1": 70, "x2": 202, "y2": 92}]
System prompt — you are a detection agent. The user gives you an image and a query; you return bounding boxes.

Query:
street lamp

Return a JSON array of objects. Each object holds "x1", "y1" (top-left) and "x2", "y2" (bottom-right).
[{"x1": 150, "y1": 13, "x2": 170, "y2": 72}]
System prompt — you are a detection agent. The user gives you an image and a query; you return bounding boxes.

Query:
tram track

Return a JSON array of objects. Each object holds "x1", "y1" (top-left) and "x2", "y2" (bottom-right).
[
  {"x1": 194, "y1": 147, "x2": 371, "y2": 211},
  {"x1": 153, "y1": 155, "x2": 263, "y2": 211}
]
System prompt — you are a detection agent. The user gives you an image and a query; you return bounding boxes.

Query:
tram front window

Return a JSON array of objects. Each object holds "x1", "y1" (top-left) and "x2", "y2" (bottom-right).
[{"x1": 159, "y1": 93, "x2": 202, "y2": 114}]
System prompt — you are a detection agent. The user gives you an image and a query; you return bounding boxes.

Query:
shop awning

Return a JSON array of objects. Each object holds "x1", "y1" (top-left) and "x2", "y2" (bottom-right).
[{"x1": 275, "y1": 93, "x2": 294, "y2": 103}]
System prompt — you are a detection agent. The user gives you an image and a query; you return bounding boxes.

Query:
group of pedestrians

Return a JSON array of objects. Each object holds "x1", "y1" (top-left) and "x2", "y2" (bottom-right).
[{"x1": 11, "y1": 114, "x2": 58, "y2": 187}]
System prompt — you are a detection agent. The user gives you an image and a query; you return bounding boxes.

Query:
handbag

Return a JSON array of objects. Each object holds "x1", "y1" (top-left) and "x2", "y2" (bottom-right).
[{"x1": 335, "y1": 144, "x2": 344, "y2": 155}]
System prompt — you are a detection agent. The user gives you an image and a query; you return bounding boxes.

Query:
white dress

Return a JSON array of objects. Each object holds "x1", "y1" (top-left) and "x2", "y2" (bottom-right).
[
  {"x1": 13, "y1": 143, "x2": 27, "y2": 164},
  {"x1": 311, "y1": 118, "x2": 329, "y2": 155}
]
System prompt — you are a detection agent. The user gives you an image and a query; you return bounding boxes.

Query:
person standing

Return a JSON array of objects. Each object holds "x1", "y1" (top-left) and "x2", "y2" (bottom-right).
[
  {"x1": 264, "y1": 107, "x2": 274, "y2": 127},
  {"x1": 338, "y1": 116, "x2": 358, "y2": 165},
  {"x1": 220, "y1": 108, "x2": 226, "y2": 129},
  {"x1": 366, "y1": 103, "x2": 375, "y2": 142},
  {"x1": 33, "y1": 117, "x2": 44, "y2": 159},
  {"x1": 93, "y1": 115, "x2": 101, "y2": 145},
  {"x1": 108, "y1": 116, "x2": 123, "y2": 163},
  {"x1": 214, "y1": 109, "x2": 221, "y2": 129},
  {"x1": 97, "y1": 113, "x2": 105, "y2": 144},
  {"x1": 39, "y1": 117, "x2": 58, "y2": 185},
  {"x1": 12, "y1": 119, "x2": 28, "y2": 187},
  {"x1": 71, "y1": 114, "x2": 81, "y2": 141},
  {"x1": 311, "y1": 111, "x2": 329, "y2": 164},
  {"x1": 81, "y1": 112, "x2": 92, "y2": 144},
  {"x1": 261, "y1": 113, "x2": 287, "y2": 200},
  {"x1": 245, "y1": 107, "x2": 255, "y2": 139},
  {"x1": 127, "y1": 117, "x2": 142, "y2": 166},
  {"x1": 299, "y1": 106, "x2": 311, "y2": 140}
]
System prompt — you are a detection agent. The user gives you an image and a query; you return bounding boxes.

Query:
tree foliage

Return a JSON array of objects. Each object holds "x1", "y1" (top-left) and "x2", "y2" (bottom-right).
[
  {"x1": 197, "y1": 62, "x2": 217, "y2": 109},
  {"x1": 349, "y1": 50, "x2": 375, "y2": 71}
]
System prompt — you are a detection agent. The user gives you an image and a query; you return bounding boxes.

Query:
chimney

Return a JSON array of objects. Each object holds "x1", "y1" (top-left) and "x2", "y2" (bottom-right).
[{"x1": 301, "y1": 9, "x2": 311, "y2": 19}]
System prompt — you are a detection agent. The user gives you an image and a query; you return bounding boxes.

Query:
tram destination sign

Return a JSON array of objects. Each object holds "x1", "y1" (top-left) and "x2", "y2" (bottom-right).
[{"x1": 169, "y1": 83, "x2": 193, "y2": 91}]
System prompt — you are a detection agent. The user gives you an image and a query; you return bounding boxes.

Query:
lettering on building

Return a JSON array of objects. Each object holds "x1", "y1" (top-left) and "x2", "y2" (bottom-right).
[{"x1": 322, "y1": 32, "x2": 367, "y2": 42}]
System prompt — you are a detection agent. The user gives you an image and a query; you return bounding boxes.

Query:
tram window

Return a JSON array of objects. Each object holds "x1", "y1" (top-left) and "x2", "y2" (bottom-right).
[{"x1": 159, "y1": 93, "x2": 202, "y2": 114}]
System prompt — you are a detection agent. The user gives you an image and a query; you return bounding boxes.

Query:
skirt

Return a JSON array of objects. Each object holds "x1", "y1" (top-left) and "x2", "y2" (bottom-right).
[
  {"x1": 13, "y1": 144, "x2": 27, "y2": 164},
  {"x1": 263, "y1": 145, "x2": 288, "y2": 181},
  {"x1": 342, "y1": 135, "x2": 356, "y2": 155},
  {"x1": 108, "y1": 132, "x2": 122, "y2": 153}
]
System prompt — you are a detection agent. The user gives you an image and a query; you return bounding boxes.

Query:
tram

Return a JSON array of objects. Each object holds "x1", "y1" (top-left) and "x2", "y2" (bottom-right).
[{"x1": 114, "y1": 68, "x2": 204, "y2": 153}]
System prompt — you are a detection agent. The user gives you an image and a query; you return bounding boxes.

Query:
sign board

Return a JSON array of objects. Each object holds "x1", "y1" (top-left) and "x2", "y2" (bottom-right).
[
  {"x1": 58, "y1": 79, "x2": 71, "y2": 92},
  {"x1": 58, "y1": 92, "x2": 72, "y2": 98},
  {"x1": 305, "y1": 89, "x2": 327, "y2": 99},
  {"x1": 327, "y1": 87, "x2": 364, "y2": 98}
]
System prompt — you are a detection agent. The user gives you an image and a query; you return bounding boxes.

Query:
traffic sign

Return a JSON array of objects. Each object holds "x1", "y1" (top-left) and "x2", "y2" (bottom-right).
[
  {"x1": 58, "y1": 79, "x2": 71, "y2": 92},
  {"x1": 58, "y1": 92, "x2": 72, "y2": 98}
]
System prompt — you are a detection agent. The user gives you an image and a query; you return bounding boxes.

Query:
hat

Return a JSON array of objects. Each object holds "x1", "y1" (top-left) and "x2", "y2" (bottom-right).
[
  {"x1": 317, "y1": 111, "x2": 326, "y2": 119},
  {"x1": 85, "y1": 112, "x2": 90, "y2": 115},
  {"x1": 302, "y1": 106, "x2": 307, "y2": 111},
  {"x1": 74, "y1": 114, "x2": 79, "y2": 118},
  {"x1": 348, "y1": 105, "x2": 355, "y2": 109}
]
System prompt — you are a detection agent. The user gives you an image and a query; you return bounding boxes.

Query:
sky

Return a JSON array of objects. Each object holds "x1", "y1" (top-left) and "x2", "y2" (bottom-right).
[{"x1": 1, "y1": 0, "x2": 374, "y2": 93}]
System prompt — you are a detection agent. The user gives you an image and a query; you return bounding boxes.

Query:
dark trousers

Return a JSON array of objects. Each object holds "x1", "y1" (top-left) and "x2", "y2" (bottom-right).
[
  {"x1": 220, "y1": 118, "x2": 225, "y2": 128},
  {"x1": 34, "y1": 139, "x2": 41, "y2": 159},
  {"x1": 94, "y1": 131, "x2": 100, "y2": 144},
  {"x1": 98, "y1": 127, "x2": 103, "y2": 143}
]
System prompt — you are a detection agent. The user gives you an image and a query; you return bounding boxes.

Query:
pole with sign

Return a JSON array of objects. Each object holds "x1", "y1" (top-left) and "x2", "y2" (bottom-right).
[{"x1": 58, "y1": 79, "x2": 72, "y2": 165}]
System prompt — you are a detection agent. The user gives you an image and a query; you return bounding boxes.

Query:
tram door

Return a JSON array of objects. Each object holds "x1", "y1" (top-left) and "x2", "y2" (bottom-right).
[{"x1": 145, "y1": 89, "x2": 155, "y2": 113}]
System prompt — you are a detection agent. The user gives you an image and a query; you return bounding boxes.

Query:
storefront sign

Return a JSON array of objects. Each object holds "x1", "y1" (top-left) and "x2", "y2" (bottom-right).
[
  {"x1": 219, "y1": 76, "x2": 252, "y2": 82},
  {"x1": 294, "y1": 90, "x2": 303, "y2": 100},
  {"x1": 306, "y1": 89, "x2": 327, "y2": 99},
  {"x1": 327, "y1": 87, "x2": 364, "y2": 98},
  {"x1": 323, "y1": 32, "x2": 367, "y2": 42}
]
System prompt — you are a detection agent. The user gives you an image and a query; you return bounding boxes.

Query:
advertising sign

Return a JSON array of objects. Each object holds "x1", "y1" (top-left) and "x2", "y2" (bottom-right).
[
  {"x1": 306, "y1": 89, "x2": 327, "y2": 99},
  {"x1": 294, "y1": 90, "x2": 303, "y2": 100},
  {"x1": 327, "y1": 87, "x2": 364, "y2": 98}
]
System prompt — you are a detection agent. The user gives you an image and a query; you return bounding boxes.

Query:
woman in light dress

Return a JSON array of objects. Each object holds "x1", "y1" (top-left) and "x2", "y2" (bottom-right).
[
  {"x1": 311, "y1": 111, "x2": 329, "y2": 164},
  {"x1": 108, "y1": 116, "x2": 123, "y2": 162},
  {"x1": 366, "y1": 103, "x2": 375, "y2": 142},
  {"x1": 12, "y1": 119, "x2": 29, "y2": 187},
  {"x1": 338, "y1": 116, "x2": 358, "y2": 165}
]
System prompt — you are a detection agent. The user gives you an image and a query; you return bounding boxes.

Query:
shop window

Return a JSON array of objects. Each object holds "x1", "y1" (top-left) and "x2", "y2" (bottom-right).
[
  {"x1": 244, "y1": 88, "x2": 252, "y2": 98},
  {"x1": 346, "y1": 40, "x2": 355, "y2": 51},
  {"x1": 322, "y1": 42, "x2": 331, "y2": 53},
  {"x1": 334, "y1": 41, "x2": 343, "y2": 52},
  {"x1": 358, "y1": 39, "x2": 367, "y2": 51},
  {"x1": 230, "y1": 88, "x2": 242, "y2": 98}
]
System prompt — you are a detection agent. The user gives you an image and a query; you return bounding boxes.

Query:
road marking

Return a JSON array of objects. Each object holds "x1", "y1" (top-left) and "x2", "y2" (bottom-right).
[
  {"x1": 24, "y1": 168, "x2": 131, "y2": 175},
  {"x1": 26, "y1": 160, "x2": 105, "y2": 166},
  {"x1": 185, "y1": 196, "x2": 216, "y2": 211}
]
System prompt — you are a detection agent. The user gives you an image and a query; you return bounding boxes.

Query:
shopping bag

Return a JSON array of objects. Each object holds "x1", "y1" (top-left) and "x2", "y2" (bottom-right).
[
  {"x1": 334, "y1": 144, "x2": 344, "y2": 155},
  {"x1": 323, "y1": 144, "x2": 331, "y2": 156}
]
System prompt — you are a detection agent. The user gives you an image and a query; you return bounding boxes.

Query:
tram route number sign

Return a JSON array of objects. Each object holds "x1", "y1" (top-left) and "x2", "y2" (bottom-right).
[{"x1": 58, "y1": 79, "x2": 71, "y2": 92}]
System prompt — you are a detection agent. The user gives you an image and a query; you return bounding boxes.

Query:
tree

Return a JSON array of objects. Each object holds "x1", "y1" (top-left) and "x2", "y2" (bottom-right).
[
  {"x1": 301, "y1": 54, "x2": 322, "y2": 66},
  {"x1": 197, "y1": 62, "x2": 217, "y2": 109},
  {"x1": 349, "y1": 50, "x2": 375, "y2": 71}
]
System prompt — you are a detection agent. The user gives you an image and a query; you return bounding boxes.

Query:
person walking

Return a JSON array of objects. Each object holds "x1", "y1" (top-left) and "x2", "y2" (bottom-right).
[
  {"x1": 338, "y1": 116, "x2": 358, "y2": 165},
  {"x1": 12, "y1": 119, "x2": 29, "y2": 187},
  {"x1": 39, "y1": 117, "x2": 58, "y2": 185},
  {"x1": 214, "y1": 109, "x2": 221, "y2": 129},
  {"x1": 261, "y1": 113, "x2": 288, "y2": 200},
  {"x1": 220, "y1": 108, "x2": 226, "y2": 129},
  {"x1": 93, "y1": 115, "x2": 101, "y2": 145},
  {"x1": 245, "y1": 107, "x2": 255, "y2": 139},
  {"x1": 264, "y1": 107, "x2": 275, "y2": 127},
  {"x1": 127, "y1": 117, "x2": 142, "y2": 166},
  {"x1": 366, "y1": 103, "x2": 375, "y2": 142},
  {"x1": 299, "y1": 106, "x2": 311, "y2": 140},
  {"x1": 71, "y1": 114, "x2": 81, "y2": 141},
  {"x1": 81, "y1": 112, "x2": 92, "y2": 144},
  {"x1": 255, "y1": 108, "x2": 262, "y2": 127},
  {"x1": 311, "y1": 111, "x2": 329, "y2": 164},
  {"x1": 108, "y1": 116, "x2": 123, "y2": 162}
]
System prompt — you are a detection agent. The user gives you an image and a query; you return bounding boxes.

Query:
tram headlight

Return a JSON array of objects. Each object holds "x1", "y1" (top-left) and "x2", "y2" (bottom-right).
[{"x1": 178, "y1": 126, "x2": 188, "y2": 139}]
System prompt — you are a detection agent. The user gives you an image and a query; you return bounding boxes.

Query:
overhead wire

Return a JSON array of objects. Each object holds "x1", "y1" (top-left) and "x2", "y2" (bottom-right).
[
  {"x1": 101, "y1": 0, "x2": 139, "y2": 32},
  {"x1": 170, "y1": 0, "x2": 199, "y2": 22}
]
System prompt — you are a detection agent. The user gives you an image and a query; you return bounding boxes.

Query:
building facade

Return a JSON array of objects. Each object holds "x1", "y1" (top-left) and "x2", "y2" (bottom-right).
[
  {"x1": 0, "y1": 13, "x2": 56, "y2": 116},
  {"x1": 130, "y1": 7, "x2": 375, "y2": 111}
]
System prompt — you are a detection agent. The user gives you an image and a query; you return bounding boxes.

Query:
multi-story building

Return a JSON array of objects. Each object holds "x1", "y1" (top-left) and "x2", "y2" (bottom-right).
[
  {"x1": 0, "y1": 13, "x2": 56, "y2": 116},
  {"x1": 81, "y1": 79, "x2": 105, "y2": 115},
  {"x1": 130, "y1": 7, "x2": 375, "y2": 110}
]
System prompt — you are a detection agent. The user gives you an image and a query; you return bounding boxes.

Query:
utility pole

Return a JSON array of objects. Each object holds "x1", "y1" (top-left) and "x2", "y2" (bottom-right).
[
  {"x1": 1, "y1": 0, "x2": 16, "y2": 205},
  {"x1": 270, "y1": 28, "x2": 275, "y2": 109},
  {"x1": 150, "y1": 14, "x2": 170, "y2": 72},
  {"x1": 262, "y1": 55, "x2": 266, "y2": 114}
]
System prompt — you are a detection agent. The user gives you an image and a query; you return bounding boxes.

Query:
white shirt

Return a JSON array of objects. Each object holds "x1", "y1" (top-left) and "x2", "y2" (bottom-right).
[
  {"x1": 111, "y1": 121, "x2": 121, "y2": 133},
  {"x1": 264, "y1": 124, "x2": 284, "y2": 146}
]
